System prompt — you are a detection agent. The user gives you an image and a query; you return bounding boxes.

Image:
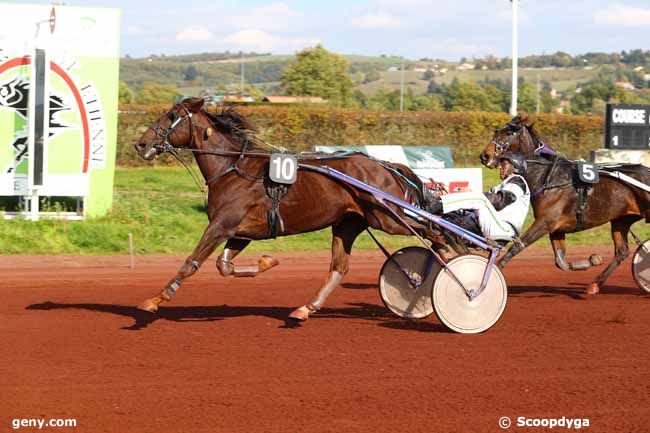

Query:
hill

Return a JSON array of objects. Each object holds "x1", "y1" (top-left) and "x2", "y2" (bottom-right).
[{"x1": 119, "y1": 51, "x2": 608, "y2": 97}]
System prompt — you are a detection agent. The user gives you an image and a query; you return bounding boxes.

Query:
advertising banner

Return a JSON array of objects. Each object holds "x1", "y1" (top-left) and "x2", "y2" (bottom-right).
[
  {"x1": 314, "y1": 145, "x2": 482, "y2": 193},
  {"x1": 0, "y1": 3, "x2": 120, "y2": 217}
]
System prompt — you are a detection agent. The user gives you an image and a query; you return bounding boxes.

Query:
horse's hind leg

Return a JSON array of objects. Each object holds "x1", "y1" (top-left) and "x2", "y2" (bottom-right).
[
  {"x1": 138, "y1": 222, "x2": 232, "y2": 312},
  {"x1": 216, "y1": 238, "x2": 279, "y2": 277},
  {"x1": 587, "y1": 216, "x2": 638, "y2": 295},
  {"x1": 289, "y1": 215, "x2": 367, "y2": 321}
]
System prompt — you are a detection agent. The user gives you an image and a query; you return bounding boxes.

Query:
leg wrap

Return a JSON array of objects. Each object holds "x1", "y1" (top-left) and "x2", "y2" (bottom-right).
[
  {"x1": 163, "y1": 278, "x2": 181, "y2": 300},
  {"x1": 569, "y1": 260, "x2": 592, "y2": 271},
  {"x1": 217, "y1": 249, "x2": 279, "y2": 277},
  {"x1": 554, "y1": 250, "x2": 571, "y2": 271},
  {"x1": 217, "y1": 249, "x2": 235, "y2": 276},
  {"x1": 310, "y1": 271, "x2": 343, "y2": 310},
  {"x1": 499, "y1": 244, "x2": 522, "y2": 269}
]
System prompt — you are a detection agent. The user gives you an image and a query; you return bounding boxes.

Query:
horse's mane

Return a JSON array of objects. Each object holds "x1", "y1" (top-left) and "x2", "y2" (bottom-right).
[
  {"x1": 524, "y1": 122, "x2": 541, "y2": 145},
  {"x1": 204, "y1": 107, "x2": 267, "y2": 151},
  {"x1": 508, "y1": 115, "x2": 542, "y2": 147}
]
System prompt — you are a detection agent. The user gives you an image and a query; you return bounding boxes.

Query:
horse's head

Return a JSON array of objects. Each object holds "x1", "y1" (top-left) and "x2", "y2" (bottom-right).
[
  {"x1": 480, "y1": 115, "x2": 537, "y2": 168},
  {"x1": 135, "y1": 97, "x2": 205, "y2": 160}
]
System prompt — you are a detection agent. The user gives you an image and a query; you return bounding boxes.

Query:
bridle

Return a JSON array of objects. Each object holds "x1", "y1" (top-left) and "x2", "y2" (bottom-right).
[
  {"x1": 148, "y1": 104, "x2": 195, "y2": 156},
  {"x1": 490, "y1": 124, "x2": 569, "y2": 198},
  {"x1": 491, "y1": 127, "x2": 522, "y2": 155},
  {"x1": 146, "y1": 104, "x2": 269, "y2": 188}
]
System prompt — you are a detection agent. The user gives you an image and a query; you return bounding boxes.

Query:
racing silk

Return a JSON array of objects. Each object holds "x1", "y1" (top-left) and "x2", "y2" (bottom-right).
[{"x1": 487, "y1": 174, "x2": 530, "y2": 235}]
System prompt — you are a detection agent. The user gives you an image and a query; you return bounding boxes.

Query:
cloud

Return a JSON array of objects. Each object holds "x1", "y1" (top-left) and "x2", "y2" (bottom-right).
[
  {"x1": 231, "y1": 2, "x2": 302, "y2": 32},
  {"x1": 351, "y1": 12, "x2": 402, "y2": 29},
  {"x1": 176, "y1": 26, "x2": 214, "y2": 42},
  {"x1": 223, "y1": 29, "x2": 319, "y2": 53},
  {"x1": 594, "y1": 4, "x2": 650, "y2": 26}
]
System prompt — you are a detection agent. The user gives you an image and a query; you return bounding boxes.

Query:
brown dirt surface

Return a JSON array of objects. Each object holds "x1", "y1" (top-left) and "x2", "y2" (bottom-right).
[{"x1": 2, "y1": 246, "x2": 650, "y2": 433}]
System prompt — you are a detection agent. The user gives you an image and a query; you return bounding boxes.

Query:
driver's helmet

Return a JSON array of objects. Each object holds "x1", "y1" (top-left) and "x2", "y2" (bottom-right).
[{"x1": 498, "y1": 152, "x2": 527, "y2": 175}]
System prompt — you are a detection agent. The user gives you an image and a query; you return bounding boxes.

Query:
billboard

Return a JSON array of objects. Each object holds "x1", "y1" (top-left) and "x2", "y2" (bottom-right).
[
  {"x1": 314, "y1": 145, "x2": 483, "y2": 193},
  {"x1": 604, "y1": 104, "x2": 650, "y2": 150},
  {"x1": 0, "y1": 3, "x2": 120, "y2": 218}
]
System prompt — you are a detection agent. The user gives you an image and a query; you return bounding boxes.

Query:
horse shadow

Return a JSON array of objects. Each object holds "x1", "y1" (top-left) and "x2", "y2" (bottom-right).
[
  {"x1": 507, "y1": 284, "x2": 646, "y2": 299},
  {"x1": 26, "y1": 301, "x2": 290, "y2": 331},
  {"x1": 342, "y1": 282, "x2": 377, "y2": 290},
  {"x1": 25, "y1": 301, "x2": 452, "y2": 333}
]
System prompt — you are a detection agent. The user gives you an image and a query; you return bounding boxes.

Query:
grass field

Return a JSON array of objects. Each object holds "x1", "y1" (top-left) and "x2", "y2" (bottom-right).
[{"x1": 0, "y1": 165, "x2": 648, "y2": 255}]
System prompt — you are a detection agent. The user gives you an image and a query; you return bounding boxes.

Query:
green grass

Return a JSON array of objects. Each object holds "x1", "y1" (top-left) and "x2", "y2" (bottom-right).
[{"x1": 0, "y1": 165, "x2": 648, "y2": 255}]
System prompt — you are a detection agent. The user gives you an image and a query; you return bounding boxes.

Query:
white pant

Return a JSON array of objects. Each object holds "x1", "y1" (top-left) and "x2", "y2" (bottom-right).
[{"x1": 441, "y1": 192, "x2": 515, "y2": 241}]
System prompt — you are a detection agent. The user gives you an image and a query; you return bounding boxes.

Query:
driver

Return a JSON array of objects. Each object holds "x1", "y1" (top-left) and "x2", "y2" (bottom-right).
[{"x1": 428, "y1": 152, "x2": 530, "y2": 241}]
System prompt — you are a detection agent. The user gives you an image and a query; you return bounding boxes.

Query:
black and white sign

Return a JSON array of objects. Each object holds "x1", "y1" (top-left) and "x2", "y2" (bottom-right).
[
  {"x1": 269, "y1": 154, "x2": 298, "y2": 184},
  {"x1": 605, "y1": 104, "x2": 650, "y2": 150},
  {"x1": 577, "y1": 162, "x2": 599, "y2": 184}
]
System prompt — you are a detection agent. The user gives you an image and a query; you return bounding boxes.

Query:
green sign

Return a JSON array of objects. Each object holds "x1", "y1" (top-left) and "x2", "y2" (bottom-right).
[{"x1": 0, "y1": 3, "x2": 120, "y2": 217}]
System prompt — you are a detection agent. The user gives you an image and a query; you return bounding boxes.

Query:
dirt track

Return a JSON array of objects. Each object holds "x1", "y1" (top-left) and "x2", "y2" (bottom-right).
[{"x1": 2, "y1": 247, "x2": 650, "y2": 433}]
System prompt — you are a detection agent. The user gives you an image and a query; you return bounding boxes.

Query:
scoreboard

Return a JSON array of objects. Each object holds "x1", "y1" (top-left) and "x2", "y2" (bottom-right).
[{"x1": 604, "y1": 104, "x2": 650, "y2": 149}]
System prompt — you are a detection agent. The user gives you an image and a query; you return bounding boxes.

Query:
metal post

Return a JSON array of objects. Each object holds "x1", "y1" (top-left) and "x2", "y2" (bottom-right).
[
  {"x1": 510, "y1": 0, "x2": 518, "y2": 116},
  {"x1": 536, "y1": 74, "x2": 541, "y2": 114},
  {"x1": 128, "y1": 232, "x2": 134, "y2": 269},
  {"x1": 240, "y1": 51, "x2": 244, "y2": 96},
  {"x1": 399, "y1": 58, "x2": 405, "y2": 112}
]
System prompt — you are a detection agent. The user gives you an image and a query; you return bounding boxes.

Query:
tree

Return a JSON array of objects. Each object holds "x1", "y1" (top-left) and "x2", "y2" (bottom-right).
[
  {"x1": 363, "y1": 68, "x2": 381, "y2": 83},
  {"x1": 135, "y1": 82, "x2": 181, "y2": 105},
  {"x1": 444, "y1": 79, "x2": 502, "y2": 112},
  {"x1": 118, "y1": 81, "x2": 135, "y2": 104},
  {"x1": 281, "y1": 45, "x2": 354, "y2": 106},
  {"x1": 184, "y1": 65, "x2": 199, "y2": 81},
  {"x1": 422, "y1": 69, "x2": 434, "y2": 80}
]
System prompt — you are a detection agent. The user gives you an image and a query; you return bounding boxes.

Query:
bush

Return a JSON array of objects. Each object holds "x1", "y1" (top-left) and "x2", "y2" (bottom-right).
[{"x1": 118, "y1": 105, "x2": 604, "y2": 166}]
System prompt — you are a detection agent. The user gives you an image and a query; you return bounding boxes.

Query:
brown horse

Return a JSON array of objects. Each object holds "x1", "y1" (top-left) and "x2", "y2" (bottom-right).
[
  {"x1": 134, "y1": 98, "x2": 433, "y2": 320},
  {"x1": 480, "y1": 116, "x2": 650, "y2": 294}
]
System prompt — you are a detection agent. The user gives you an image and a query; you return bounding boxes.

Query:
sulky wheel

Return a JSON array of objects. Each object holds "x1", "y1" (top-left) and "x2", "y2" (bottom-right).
[
  {"x1": 432, "y1": 254, "x2": 507, "y2": 334},
  {"x1": 378, "y1": 246, "x2": 443, "y2": 319},
  {"x1": 632, "y1": 239, "x2": 650, "y2": 293}
]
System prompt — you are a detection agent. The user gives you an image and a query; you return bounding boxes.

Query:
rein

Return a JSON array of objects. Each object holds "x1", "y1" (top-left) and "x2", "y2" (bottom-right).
[{"x1": 527, "y1": 158, "x2": 573, "y2": 198}]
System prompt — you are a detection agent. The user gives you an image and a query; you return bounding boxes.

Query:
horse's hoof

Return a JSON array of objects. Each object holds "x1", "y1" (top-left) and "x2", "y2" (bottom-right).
[
  {"x1": 288, "y1": 306, "x2": 311, "y2": 321},
  {"x1": 259, "y1": 255, "x2": 279, "y2": 272},
  {"x1": 589, "y1": 254, "x2": 603, "y2": 266},
  {"x1": 137, "y1": 299, "x2": 159, "y2": 313},
  {"x1": 585, "y1": 283, "x2": 600, "y2": 295}
]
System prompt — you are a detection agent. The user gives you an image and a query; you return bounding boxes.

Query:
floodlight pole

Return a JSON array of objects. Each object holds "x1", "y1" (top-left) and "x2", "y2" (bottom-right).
[
  {"x1": 399, "y1": 58, "x2": 405, "y2": 112},
  {"x1": 510, "y1": 0, "x2": 518, "y2": 116},
  {"x1": 240, "y1": 51, "x2": 244, "y2": 96}
]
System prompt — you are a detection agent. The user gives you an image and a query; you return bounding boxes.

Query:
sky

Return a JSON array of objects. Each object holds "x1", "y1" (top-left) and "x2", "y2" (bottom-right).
[{"x1": 13, "y1": 0, "x2": 650, "y2": 60}]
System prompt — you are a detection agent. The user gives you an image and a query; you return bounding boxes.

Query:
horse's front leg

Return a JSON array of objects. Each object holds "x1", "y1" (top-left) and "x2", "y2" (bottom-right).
[
  {"x1": 551, "y1": 232, "x2": 603, "y2": 272},
  {"x1": 498, "y1": 219, "x2": 551, "y2": 269},
  {"x1": 138, "y1": 221, "x2": 232, "y2": 313},
  {"x1": 216, "y1": 238, "x2": 279, "y2": 277}
]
